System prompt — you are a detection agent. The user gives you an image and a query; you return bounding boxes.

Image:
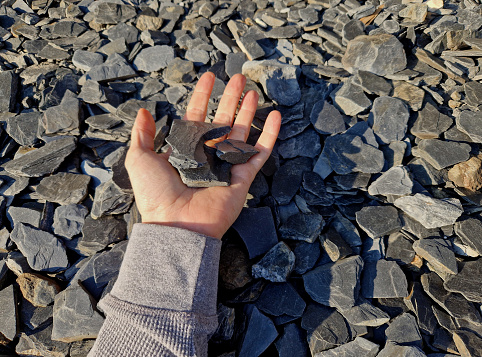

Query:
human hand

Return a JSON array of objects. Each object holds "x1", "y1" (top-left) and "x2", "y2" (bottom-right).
[{"x1": 125, "y1": 72, "x2": 281, "y2": 239}]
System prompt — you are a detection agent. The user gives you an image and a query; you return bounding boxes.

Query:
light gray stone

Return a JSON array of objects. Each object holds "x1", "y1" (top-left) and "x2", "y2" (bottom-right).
[
  {"x1": 368, "y1": 166, "x2": 414, "y2": 196},
  {"x1": 361, "y1": 259, "x2": 408, "y2": 298},
  {"x1": 370, "y1": 97, "x2": 409, "y2": 144},
  {"x1": 36, "y1": 173, "x2": 90, "y2": 205},
  {"x1": 53, "y1": 204, "x2": 89, "y2": 239},
  {"x1": 133, "y1": 45, "x2": 175, "y2": 73},
  {"x1": 413, "y1": 238, "x2": 458, "y2": 275}
]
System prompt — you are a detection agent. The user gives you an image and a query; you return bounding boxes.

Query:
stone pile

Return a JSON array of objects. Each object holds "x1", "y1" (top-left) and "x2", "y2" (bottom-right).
[{"x1": 0, "y1": 0, "x2": 481, "y2": 356}]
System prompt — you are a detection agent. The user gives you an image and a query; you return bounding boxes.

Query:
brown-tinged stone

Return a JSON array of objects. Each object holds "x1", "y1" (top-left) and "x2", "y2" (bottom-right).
[
  {"x1": 219, "y1": 244, "x2": 252, "y2": 290},
  {"x1": 17, "y1": 273, "x2": 61, "y2": 307},
  {"x1": 448, "y1": 156, "x2": 482, "y2": 191}
]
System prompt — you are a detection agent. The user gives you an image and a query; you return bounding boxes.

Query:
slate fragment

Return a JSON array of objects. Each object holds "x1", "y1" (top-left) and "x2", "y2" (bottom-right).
[
  {"x1": 310, "y1": 101, "x2": 346, "y2": 135},
  {"x1": 278, "y1": 129, "x2": 322, "y2": 159},
  {"x1": 342, "y1": 34, "x2": 407, "y2": 76},
  {"x1": 275, "y1": 323, "x2": 310, "y2": 357},
  {"x1": 293, "y1": 241, "x2": 321, "y2": 275},
  {"x1": 84, "y1": 53, "x2": 137, "y2": 83},
  {"x1": 238, "y1": 306, "x2": 277, "y2": 357},
  {"x1": 16, "y1": 322, "x2": 70, "y2": 357},
  {"x1": 164, "y1": 58, "x2": 196, "y2": 83},
  {"x1": 219, "y1": 244, "x2": 252, "y2": 290},
  {"x1": 304, "y1": 255, "x2": 364, "y2": 310},
  {"x1": 411, "y1": 101, "x2": 453, "y2": 139},
  {"x1": 444, "y1": 258, "x2": 482, "y2": 302},
  {"x1": 456, "y1": 110, "x2": 482, "y2": 144},
  {"x1": 256, "y1": 283, "x2": 306, "y2": 317},
  {"x1": 452, "y1": 330, "x2": 482, "y2": 357},
  {"x1": 51, "y1": 281, "x2": 104, "y2": 343},
  {"x1": 412, "y1": 139, "x2": 471, "y2": 170},
  {"x1": 454, "y1": 218, "x2": 482, "y2": 256},
  {"x1": 10, "y1": 223, "x2": 69, "y2": 273},
  {"x1": 72, "y1": 50, "x2": 104, "y2": 72},
  {"x1": 133, "y1": 45, "x2": 175, "y2": 73},
  {"x1": 448, "y1": 156, "x2": 482, "y2": 191},
  {"x1": 93, "y1": 2, "x2": 137, "y2": 24},
  {"x1": 301, "y1": 304, "x2": 350, "y2": 354},
  {"x1": 90, "y1": 180, "x2": 133, "y2": 219},
  {"x1": 251, "y1": 242, "x2": 295, "y2": 283},
  {"x1": 17, "y1": 273, "x2": 60, "y2": 307},
  {"x1": 340, "y1": 299, "x2": 390, "y2": 327},
  {"x1": 7, "y1": 206, "x2": 41, "y2": 229},
  {"x1": 368, "y1": 166, "x2": 414, "y2": 196},
  {"x1": 313, "y1": 337, "x2": 379, "y2": 357},
  {"x1": 376, "y1": 344, "x2": 426, "y2": 357},
  {"x1": 5, "y1": 111, "x2": 40, "y2": 146},
  {"x1": 330, "y1": 79, "x2": 371, "y2": 116},
  {"x1": 319, "y1": 227, "x2": 353, "y2": 262},
  {"x1": 405, "y1": 281, "x2": 438, "y2": 335},
  {"x1": 355, "y1": 70, "x2": 392, "y2": 96},
  {"x1": 20, "y1": 298, "x2": 53, "y2": 331},
  {"x1": 78, "y1": 215, "x2": 127, "y2": 256},
  {"x1": 386, "y1": 232, "x2": 416, "y2": 265},
  {"x1": 36, "y1": 173, "x2": 90, "y2": 205},
  {"x1": 0, "y1": 70, "x2": 18, "y2": 113},
  {"x1": 322, "y1": 134, "x2": 385, "y2": 175},
  {"x1": 215, "y1": 139, "x2": 258, "y2": 164},
  {"x1": 386, "y1": 313, "x2": 423, "y2": 348},
  {"x1": 370, "y1": 96, "x2": 409, "y2": 144},
  {"x1": 361, "y1": 259, "x2": 408, "y2": 298},
  {"x1": 394, "y1": 194, "x2": 463, "y2": 229},
  {"x1": 0, "y1": 284, "x2": 17, "y2": 341},
  {"x1": 232, "y1": 207, "x2": 278, "y2": 259},
  {"x1": 279, "y1": 212, "x2": 324, "y2": 243},
  {"x1": 272, "y1": 157, "x2": 312, "y2": 205},
  {"x1": 3, "y1": 136, "x2": 77, "y2": 178},
  {"x1": 355, "y1": 205, "x2": 401, "y2": 238}
]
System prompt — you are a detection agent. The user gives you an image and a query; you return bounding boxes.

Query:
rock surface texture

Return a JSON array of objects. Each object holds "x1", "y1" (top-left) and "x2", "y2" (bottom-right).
[{"x1": 0, "y1": 0, "x2": 481, "y2": 355}]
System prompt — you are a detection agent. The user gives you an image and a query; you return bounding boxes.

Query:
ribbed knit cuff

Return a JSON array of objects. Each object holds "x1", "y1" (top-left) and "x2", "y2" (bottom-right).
[{"x1": 110, "y1": 223, "x2": 222, "y2": 316}]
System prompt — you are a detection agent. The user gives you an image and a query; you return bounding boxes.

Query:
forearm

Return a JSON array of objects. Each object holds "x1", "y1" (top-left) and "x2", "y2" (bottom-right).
[{"x1": 88, "y1": 224, "x2": 222, "y2": 357}]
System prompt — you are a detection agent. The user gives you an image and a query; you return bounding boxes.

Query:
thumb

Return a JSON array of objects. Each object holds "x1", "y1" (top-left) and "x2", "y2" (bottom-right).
[{"x1": 131, "y1": 108, "x2": 156, "y2": 152}]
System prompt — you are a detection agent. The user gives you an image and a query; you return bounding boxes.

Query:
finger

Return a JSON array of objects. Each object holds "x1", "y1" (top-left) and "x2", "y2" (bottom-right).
[
  {"x1": 213, "y1": 73, "x2": 246, "y2": 126},
  {"x1": 184, "y1": 72, "x2": 215, "y2": 122},
  {"x1": 130, "y1": 108, "x2": 156, "y2": 152},
  {"x1": 228, "y1": 90, "x2": 259, "y2": 142},
  {"x1": 231, "y1": 110, "x2": 281, "y2": 185}
]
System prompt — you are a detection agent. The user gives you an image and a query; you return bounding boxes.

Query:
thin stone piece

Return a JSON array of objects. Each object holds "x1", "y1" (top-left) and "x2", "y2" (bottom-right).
[
  {"x1": 313, "y1": 337, "x2": 379, "y2": 357},
  {"x1": 355, "y1": 205, "x2": 401, "y2": 238},
  {"x1": 215, "y1": 139, "x2": 258, "y2": 164},
  {"x1": 368, "y1": 166, "x2": 413, "y2": 196},
  {"x1": 238, "y1": 306, "x2": 277, "y2": 357},
  {"x1": 36, "y1": 173, "x2": 90, "y2": 205},
  {"x1": 370, "y1": 96, "x2": 409, "y2": 144},
  {"x1": 251, "y1": 242, "x2": 295, "y2": 283},
  {"x1": 361, "y1": 259, "x2": 408, "y2": 298}
]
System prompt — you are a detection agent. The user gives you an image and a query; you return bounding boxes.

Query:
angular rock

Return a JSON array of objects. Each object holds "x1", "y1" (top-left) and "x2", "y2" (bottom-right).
[
  {"x1": 3, "y1": 136, "x2": 77, "y2": 177},
  {"x1": 368, "y1": 166, "x2": 414, "y2": 196},
  {"x1": 232, "y1": 207, "x2": 278, "y2": 259},
  {"x1": 413, "y1": 139, "x2": 472, "y2": 170},
  {"x1": 361, "y1": 259, "x2": 408, "y2": 298},
  {"x1": 133, "y1": 45, "x2": 175, "y2": 73},
  {"x1": 11, "y1": 223, "x2": 68, "y2": 273},
  {"x1": 272, "y1": 157, "x2": 312, "y2": 204},
  {"x1": 377, "y1": 344, "x2": 426, "y2": 357},
  {"x1": 386, "y1": 313, "x2": 422, "y2": 348},
  {"x1": 464, "y1": 81, "x2": 482, "y2": 107},
  {"x1": 394, "y1": 194, "x2": 463, "y2": 229},
  {"x1": 322, "y1": 134, "x2": 385, "y2": 175},
  {"x1": 219, "y1": 244, "x2": 252, "y2": 290},
  {"x1": 20, "y1": 299, "x2": 53, "y2": 331},
  {"x1": 393, "y1": 81, "x2": 425, "y2": 111},
  {"x1": 411, "y1": 101, "x2": 453, "y2": 139},
  {"x1": 91, "y1": 180, "x2": 133, "y2": 219},
  {"x1": 331, "y1": 79, "x2": 371, "y2": 116},
  {"x1": 304, "y1": 255, "x2": 364, "y2": 310},
  {"x1": 51, "y1": 281, "x2": 104, "y2": 342},
  {"x1": 293, "y1": 241, "x2": 321, "y2": 275},
  {"x1": 16, "y1": 323, "x2": 70, "y2": 357},
  {"x1": 36, "y1": 173, "x2": 90, "y2": 205},
  {"x1": 405, "y1": 281, "x2": 438, "y2": 335},
  {"x1": 7, "y1": 206, "x2": 42, "y2": 229},
  {"x1": 256, "y1": 283, "x2": 306, "y2": 317},
  {"x1": 319, "y1": 227, "x2": 353, "y2": 262},
  {"x1": 278, "y1": 129, "x2": 322, "y2": 159},
  {"x1": 52, "y1": 204, "x2": 88, "y2": 239},
  {"x1": 215, "y1": 139, "x2": 258, "y2": 164},
  {"x1": 313, "y1": 337, "x2": 379, "y2": 357},
  {"x1": 275, "y1": 323, "x2": 310, "y2": 357},
  {"x1": 242, "y1": 60, "x2": 301, "y2": 106},
  {"x1": 93, "y1": 2, "x2": 136, "y2": 24},
  {"x1": 453, "y1": 330, "x2": 482, "y2": 357},
  {"x1": 355, "y1": 205, "x2": 401, "y2": 238},
  {"x1": 342, "y1": 34, "x2": 407, "y2": 76},
  {"x1": 85, "y1": 53, "x2": 137, "y2": 83},
  {"x1": 164, "y1": 58, "x2": 195, "y2": 83},
  {"x1": 408, "y1": 158, "x2": 447, "y2": 186},
  {"x1": 448, "y1": 155, "x2": 482, "y2": 191},
  {"x1": 251, "y1": 242, "x2": 295, "y2": 282},
  {"x1": 226, "y1": 52, "x2": 247, "y2": 78},
  {"x1": 5, "y1": 112, "x2": 40, "y2": 146},
  {"x1": 386, "y1": 232, "x2": 416, "y2": 265},
  {"x1": 0, "y1": 71, "x2": 18, "y2": 113},
  {"x1": 454, "y1": 218, "x2": 482, "y2": 256},
  {"x1": 238, "y1": 306, "x2": 277, "y2": 357},
  {"x1": 72, "y1": 50, "x2": 104, "y2": 71},
  {"x1": 444, "y1": 258, "x2": 482, "y2": 302},
  {"x1": 456, "y1": 110, "x2": 482, "y2": 143},
  {"x1": 310, "y1": 101, "x2": 346, "y2": 135},
  {"x1": 340, "y1": 299, "x2": 390, "y2": 327},
  {"x1": 355, "y1": 70, "x2": 392, "y2": 96},
  {"x1": 17, "y1": 273, "x2": 60, "y2": 307},
  {"x1": 302, "y1": 304, "x2": 350, "y2": 353},
  {"x1": 370, "y1": 97, "x2": 409, "y2": 144},
  {"x1": 279, "y1": 212, "x2": 324, "y2": 243},
  {"x1": 413, "y1": 238, "x2": 458, "y2": 275},
  {"x1": 78, "y1": 215, "x2": 127, "y2": 256},
  {"x1": 42, "y1": 91, "x2": 80, "y2": 136},
  {"x1": 0, "y1": 284, "x2": 17, "y2": 341}
]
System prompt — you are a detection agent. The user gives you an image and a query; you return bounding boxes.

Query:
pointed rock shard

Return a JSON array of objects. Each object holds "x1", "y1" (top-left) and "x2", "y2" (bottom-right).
[
  {"x1": 78, "y1": 215, "x2": 127, "y2": 256},
  {"x1": 256, "y1": 283, "x2": 306, "y2": 317},
  {"x1": 0, "y1": 70, "x2": 18, "y2": 113},
  {"x1": 412, "y1": 139, "x2": 471, "y2": 170},
  {"x1": 376, "y1": 344, "x2": 426, "y2": 357},
  {"x1": 5, "y1": 112, "x2": 40, "y2": 146},
  {"x1": 456, "y1": 110, "x2": 482, "y2": 143},
  {"x1": 454, "y1": 218, "x2": 482, "y2": 256},
  {"x1": 340, "y1": 299, "x2": 390, "y2": 327},
  {"x1": 394, "y1": 194, "x2": 463, "y2": 229},
  {"x1": 413, "y1": 238, "x2": 458, "y2": 275},
  {"x1": 368, "y1": 166, "x2": 414, "y2": 196},
  {"x1": 386, "y1": 313, "x2": 423, "y2": 348},
  {"x1": 313, "y1": 337, "x2": 379, "y2": 357},
  {"x1": 342, "y1": 34, "x2": 407, "y2": 76},
  {"x1": 53, "y1": 204, "x2": 89, "y2": 239},
  {"x1": 331, "y1": 79, "x2": 371, "y2": 116},
  {"x1": 52, "y1": 281, "x2": 105, "y2": 343},
  {"x1": 355, "y1": 206, "x2": 402, "y2": 238},
  {"x1": 279, "y1": 212, "x2": 324, "y2": 243},
  {"x1": 304, "y1": 255, "x2": 364, "y2": 310},
  {"x1": 3, "y1": 136, "x2": 77, "y2": 177},
  {"x1": 238, "y1": 306, "x2": 278, "y2": 357},
  {"x1": 17, "y1": 273, "x2": 61, "y2": 307},
  {"x1": 85, "y1": 53, "x2": 137, "y2": 83},
  {"x1": 0, "y1": 284, "x2": 17, "y2": 341},
  {"x1": 411, "y1": 101, "x2": 453, "y2": 139},
  {"x1": 215, "y1": 139, "x2": 258, "y2": 164},
  {"x1": 91, "y1": 180, "x2": 133, "y2": 219},
  {"x1": 361, "y1": 259, "x2": 408, "y2": 298},
  {"x1": 10, "y1": 223, "x2": 69, "y2": 273},
  {"x1": 370, "y1": 97, "x2": 409, "y2": 144},
  {"x1": 448, "y1": 156, "x2": 482, "y2": 191},
  {"x1": 310, "y1": 101, "x2": 346, "y2": 135}
]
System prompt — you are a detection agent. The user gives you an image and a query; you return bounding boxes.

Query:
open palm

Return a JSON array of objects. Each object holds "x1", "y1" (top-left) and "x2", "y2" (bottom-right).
[{"x1": 125, "y1": 72, "x2": 281, "y2": 239}]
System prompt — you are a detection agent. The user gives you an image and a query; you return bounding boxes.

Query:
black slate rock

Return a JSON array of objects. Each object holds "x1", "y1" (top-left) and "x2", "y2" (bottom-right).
[
  {"x1": 215, "y1": 139, "x2": 258, "y2": 164},
  {"x1": 0, "y1": 70, "x2": 18, "y2": 113},
  {"x1": 0, "y1": 284, "x2": 17, "y2": 341},
  {"x1": 256, "y1": 283, "x2": 306, "y2": 317},
  {"x1": 361, "y1": 259, "x2": 408, "y2": 298},
  {"x1": 275, "y1": 323, "x2": 310, "y2": 357},
  {"x1": 279, "y1": 212, "x2": 324, "y2": 243},
  {"x1": 238, "y1": 305, "x2": 278, "y2": 357},
  {"x1": 79, "y1": 216, "x2": 127, "y2": 256},
  {"x1": 36, "y1": 173, "x2": 90, "y2": 205},
  {"x1": 355, "y1": 205, "x2": 401, "y2": 239}
]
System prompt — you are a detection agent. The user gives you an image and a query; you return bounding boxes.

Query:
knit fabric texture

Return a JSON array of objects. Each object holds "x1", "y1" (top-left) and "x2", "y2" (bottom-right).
[{"x1": 88, "y1": 224, "x2": 222, "y2": 356}]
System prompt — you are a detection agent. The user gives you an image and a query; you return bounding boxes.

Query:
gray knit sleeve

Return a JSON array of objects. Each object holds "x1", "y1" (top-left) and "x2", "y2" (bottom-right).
[{"x1": 88, "y1": 223, "x2": 222, "y2": 357}]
